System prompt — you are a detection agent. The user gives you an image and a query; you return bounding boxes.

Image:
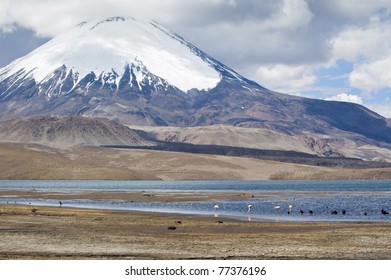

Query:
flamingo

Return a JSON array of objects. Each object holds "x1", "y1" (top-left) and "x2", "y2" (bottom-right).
[
  {"x1": 288, "y1": 205, "x2": 293, "y2": 214},
  {"x1": 213, "y1": 205, "x2": 219, "y2": 212},
  {"x1": 247, "y1": 204, "x2": 253, "y2": 213}
]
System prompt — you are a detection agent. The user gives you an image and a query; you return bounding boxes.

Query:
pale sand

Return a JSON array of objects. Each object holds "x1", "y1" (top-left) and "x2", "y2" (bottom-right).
[{"x1": 1, "y1": 190, "x2": 391, "y2": 260}]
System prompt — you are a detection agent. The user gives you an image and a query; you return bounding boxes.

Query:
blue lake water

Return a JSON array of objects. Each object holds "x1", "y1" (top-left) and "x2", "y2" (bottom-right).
[
  {"x1": 1, "y1": 180, "x2": 391, "y2": 222},
  {"x1": 1, "y1": 179, "x2": 391, "y2": 191}
]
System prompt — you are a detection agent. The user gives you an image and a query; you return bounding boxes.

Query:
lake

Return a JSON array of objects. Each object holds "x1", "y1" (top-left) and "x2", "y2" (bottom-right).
[{"x1": 1, "y1": 180, "x2": 391, "y2": 222}]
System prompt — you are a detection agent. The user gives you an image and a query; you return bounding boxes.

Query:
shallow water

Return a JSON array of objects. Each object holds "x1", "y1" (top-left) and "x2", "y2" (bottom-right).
[{"x1": 1, "y1": 180, "x2": 391, "y2": 222}]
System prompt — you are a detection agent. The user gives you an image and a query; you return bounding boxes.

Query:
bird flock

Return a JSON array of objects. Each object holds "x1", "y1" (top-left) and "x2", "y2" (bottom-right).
[{"x1": 212, "y1": 204, "x2": 390, "y2": 217}]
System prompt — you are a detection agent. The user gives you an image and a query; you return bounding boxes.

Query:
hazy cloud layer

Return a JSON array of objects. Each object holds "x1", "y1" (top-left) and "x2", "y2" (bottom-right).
[{"x1": 1, "y1": 0, "x2": 391, "y2": 116}]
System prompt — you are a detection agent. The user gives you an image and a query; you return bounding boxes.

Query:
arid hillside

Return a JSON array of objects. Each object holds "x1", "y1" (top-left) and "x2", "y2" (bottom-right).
[{"x1": 1, "y1": 143, "x2": 391, "y2": 180}]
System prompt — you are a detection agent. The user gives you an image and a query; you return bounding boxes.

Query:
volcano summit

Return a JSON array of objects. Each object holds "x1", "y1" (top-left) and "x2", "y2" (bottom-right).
[
  {"x1": 1, "y1": 16, "x2": 228, "y2": 93},
  {"x1": 0, "y1": 16, "x2": 262, "y2": 125},
  {"x1": 1, "y1": 16, "x2": 391, "y2": 162}
]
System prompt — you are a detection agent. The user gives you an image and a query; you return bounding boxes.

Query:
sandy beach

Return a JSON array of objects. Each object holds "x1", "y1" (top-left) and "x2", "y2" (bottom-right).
[{"x1": 1, "y1": 189, "x2": 391, "y2": 260}]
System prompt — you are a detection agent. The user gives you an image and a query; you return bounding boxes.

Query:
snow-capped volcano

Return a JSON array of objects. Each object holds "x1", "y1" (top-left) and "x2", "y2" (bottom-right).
[
  {"x1": 0, "y1": 16, "x2": 244, "y2": 95},
  {"x1": 2, "y1": 16, "x2": 391, "y2": 163}
]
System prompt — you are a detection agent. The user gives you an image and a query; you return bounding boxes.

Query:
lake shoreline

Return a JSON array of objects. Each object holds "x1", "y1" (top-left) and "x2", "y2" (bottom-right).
[
  {"x1": 1, "y1": 187, "x2": 391, "y2": 222},
  {"x1": 1, "y1": 182, "x2": 391, "y2": 259}
]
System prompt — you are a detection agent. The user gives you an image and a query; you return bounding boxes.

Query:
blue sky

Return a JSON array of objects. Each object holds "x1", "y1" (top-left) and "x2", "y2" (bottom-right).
[{"x1": 1, "y1": 0, "x2": 391, "y2": 117}]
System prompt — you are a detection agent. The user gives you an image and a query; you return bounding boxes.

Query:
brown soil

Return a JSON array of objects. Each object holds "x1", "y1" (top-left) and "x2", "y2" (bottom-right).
[{"x1": 1, "y1": 204, "x2": 391, "y2": 260}]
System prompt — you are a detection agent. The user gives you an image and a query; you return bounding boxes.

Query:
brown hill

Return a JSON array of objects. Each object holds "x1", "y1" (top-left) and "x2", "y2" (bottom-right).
[{"x1": 0, "y1": 116, "x2": 153, "y2": 148}]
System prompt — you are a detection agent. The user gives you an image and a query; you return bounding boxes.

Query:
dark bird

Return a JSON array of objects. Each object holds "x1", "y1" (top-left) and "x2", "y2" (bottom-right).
[
  {"x1": 309, "y1": 210, "x2": 314, "y2": 215},
  {"x1": 342, "y1": 209, "x2": 346, "y2": 215},
  {"x1": 59, "y1": 201, "x2": 62, "y2": 207},
  {"x1": 300, "y1": 210, "x2": 304, "y2": 215},
  {"x1": 331, "y1": 210, "x2": 338, "y2": 215},
  {"x1": 381, "y1": 209, "x2": 389, "y2": 215}
]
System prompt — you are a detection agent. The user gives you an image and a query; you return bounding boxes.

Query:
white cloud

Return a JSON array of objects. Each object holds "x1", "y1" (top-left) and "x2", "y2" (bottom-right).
[
  {"x1": 325, "y1": 93, "x2": 363, "y2": 104},
  {"x1": 316, "y1": 3, "x2": 391, "y2": 99},
  {"x1": 0, "y1": 1, "x2": 12, "y2": 33},
  {"x1": 0, "y1": 0, "x2": 268, "y2": 36},
  {"x1": 255, "y1": 64, "x2": 316, "y2": 92},
  {"x1": 329, "y1": 15, "x2": 391, "y2": 95},
  {"x1": 322, "y1": 0, "x2": 391, "y2": 21},
  {"x1": 259, "y1": 0, "x2": 313, "y2": 31},
  {"x1": 349, "y1": 55, "x2": 391, "y2": 93},
  {"x1": 331, "y1": 19, "x2": 391, "y2": 62}
]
